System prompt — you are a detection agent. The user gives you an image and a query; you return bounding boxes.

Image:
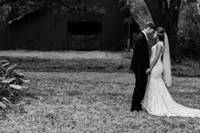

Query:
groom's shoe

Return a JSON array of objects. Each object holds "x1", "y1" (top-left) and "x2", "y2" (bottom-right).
[{"x1": 130, "y1": 107, "x2": 142, "y2": 112}]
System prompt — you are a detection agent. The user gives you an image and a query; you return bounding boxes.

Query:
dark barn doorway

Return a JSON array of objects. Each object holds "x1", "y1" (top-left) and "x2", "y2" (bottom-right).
[
  {"x1": 68, "y1": 22, "x2": 102, "y2": 36},
  {"x1": 67, "y1": 21, "x2": 102, "y2": 50}
]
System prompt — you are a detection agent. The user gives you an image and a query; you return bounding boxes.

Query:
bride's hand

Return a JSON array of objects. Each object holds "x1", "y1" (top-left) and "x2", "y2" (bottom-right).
[{"x1": 146, "y1": 68, "x2": 151, "y2": 74}]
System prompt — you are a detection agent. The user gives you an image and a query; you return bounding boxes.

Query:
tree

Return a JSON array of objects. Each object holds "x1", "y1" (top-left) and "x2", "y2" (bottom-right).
[
  {"x1": 120, "y1": 0, "x2": 182, "y2": 60},
  {"x1": 144, "y1": 0, "x2": 182, "y2": 60}
]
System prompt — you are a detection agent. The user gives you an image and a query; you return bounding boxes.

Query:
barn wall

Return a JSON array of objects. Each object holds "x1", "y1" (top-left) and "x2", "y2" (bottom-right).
[{"x1": 0, "y1": 0, "x2": 127, "y2": 51}]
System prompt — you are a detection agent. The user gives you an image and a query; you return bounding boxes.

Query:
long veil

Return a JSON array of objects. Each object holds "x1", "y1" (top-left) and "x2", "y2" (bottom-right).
[{"x1": 163, "y1": 33, "x2": 172, "y2": 87}]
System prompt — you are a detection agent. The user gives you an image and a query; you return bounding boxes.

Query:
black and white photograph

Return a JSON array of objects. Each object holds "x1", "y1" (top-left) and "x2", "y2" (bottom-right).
[{"x1": 0, "y1": 0, "x2": 200, "y2": 132}]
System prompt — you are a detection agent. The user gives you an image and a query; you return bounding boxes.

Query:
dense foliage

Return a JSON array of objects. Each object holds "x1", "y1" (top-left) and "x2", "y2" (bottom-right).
[
  {"x1": 0, "y1": 0, "x2": 103, "y2": 24},
  {"x1": 178, "y1": 2, "x2": 200, "y2": 59},
  {"x1": 0, "y1": 0, "x2": 44, "y2": 23}
]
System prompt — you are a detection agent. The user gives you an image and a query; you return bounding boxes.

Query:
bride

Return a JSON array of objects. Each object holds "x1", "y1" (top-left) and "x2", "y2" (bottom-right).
[{"x1": 142, "y1": 27, "x2": 200, "y2": 117}]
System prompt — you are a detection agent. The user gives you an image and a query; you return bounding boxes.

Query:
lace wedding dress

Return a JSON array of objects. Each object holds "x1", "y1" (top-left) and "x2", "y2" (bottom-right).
[{"x1": 142, "y1": 42, "x2": 200, "y2": 117}]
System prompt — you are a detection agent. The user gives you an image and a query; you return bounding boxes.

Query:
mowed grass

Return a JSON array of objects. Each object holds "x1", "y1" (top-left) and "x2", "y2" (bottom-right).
[
  {"x1": 0, "y1": 72, "x2": 200, "y2": 133},
  {"x1": 0, "y1": 56, "x2": 200, "y2": 77}
]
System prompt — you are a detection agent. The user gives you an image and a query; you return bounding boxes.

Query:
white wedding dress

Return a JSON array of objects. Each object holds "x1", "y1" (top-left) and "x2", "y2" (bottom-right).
[{"x1": 142, "y1": 41, "x2": 200, "y2": 117}]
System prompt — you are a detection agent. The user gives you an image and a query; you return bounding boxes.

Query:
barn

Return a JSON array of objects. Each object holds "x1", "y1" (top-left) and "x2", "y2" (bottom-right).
[{"x1": 0, "y1": 0, "x2": 140, "y2": 51}]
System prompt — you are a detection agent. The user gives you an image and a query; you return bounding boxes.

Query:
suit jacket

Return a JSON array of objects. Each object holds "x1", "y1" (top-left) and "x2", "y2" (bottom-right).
[{"x1": 130, "y1": 32, "x2": 150, "y2": 74}]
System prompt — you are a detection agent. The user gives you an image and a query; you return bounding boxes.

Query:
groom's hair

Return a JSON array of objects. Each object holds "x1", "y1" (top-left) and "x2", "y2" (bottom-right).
[
  {"x1": 145, "y1": 22, "x2": 156, "y2": 30},
  {"x1": 156, "y1": 27, "x2": 165, "y2": 41}
]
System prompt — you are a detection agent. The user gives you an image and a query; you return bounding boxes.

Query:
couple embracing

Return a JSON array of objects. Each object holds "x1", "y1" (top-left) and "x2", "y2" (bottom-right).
[{"x1": 130, "y1": 22, "x2": 200, "y2": 117}]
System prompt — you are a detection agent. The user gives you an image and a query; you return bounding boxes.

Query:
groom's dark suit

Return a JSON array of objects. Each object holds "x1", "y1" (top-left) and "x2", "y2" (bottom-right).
[{"x1": 130, "y1": 32, "x2": 150, "y2": 111}]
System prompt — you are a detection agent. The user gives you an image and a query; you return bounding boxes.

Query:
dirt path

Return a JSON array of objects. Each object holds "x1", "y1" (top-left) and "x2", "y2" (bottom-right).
[{"x1": 0, "y1": 50, "x2": 126, "y2": 59}]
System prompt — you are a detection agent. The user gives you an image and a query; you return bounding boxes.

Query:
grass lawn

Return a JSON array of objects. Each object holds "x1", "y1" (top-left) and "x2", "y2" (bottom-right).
[
  {"x1": 0, "y1": 72, "x2": 200, "y2": 133},
  {"x1": 0, "y1": 56, "x2": 199, "y2": 77},
  {"x1": 0, "y1": 50, "x2": 199, "y2": 77},
  {"x1": 0, "y1": 51, "x2": 200, "y2": 132}
]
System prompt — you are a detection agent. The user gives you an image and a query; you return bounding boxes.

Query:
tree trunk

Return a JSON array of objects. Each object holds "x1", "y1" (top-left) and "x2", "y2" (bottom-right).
[{"x1": 144, "y1": 0, "x2": 181, "y2": 61}]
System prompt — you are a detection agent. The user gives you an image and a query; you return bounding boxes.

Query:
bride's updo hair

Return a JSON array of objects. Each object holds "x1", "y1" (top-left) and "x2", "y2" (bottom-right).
[{"x1": 156, "y1": 27, "x2": 165, "y2": 42}]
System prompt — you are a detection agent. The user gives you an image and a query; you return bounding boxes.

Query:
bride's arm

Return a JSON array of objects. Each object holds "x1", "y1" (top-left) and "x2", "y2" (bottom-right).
[{"x1": 147, "y1": 43, "x2": 164, "y2": 73}]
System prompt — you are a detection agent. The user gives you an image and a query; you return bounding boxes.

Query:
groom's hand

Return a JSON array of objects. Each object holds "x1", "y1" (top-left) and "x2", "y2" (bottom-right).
[{"x1": 146, "y1": 68, "x2": 151, "y2": 74}]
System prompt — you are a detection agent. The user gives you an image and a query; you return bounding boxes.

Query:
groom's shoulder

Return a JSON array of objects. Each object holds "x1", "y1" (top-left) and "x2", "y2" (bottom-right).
[{"x1": 135, "y1": 32, "x2": 144, "y2": 41}]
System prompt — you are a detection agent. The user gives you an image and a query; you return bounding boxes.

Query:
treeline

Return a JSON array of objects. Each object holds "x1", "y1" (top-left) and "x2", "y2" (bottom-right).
[{"x1": 178, "y1": 2, "x2": 200, "y2": 59}]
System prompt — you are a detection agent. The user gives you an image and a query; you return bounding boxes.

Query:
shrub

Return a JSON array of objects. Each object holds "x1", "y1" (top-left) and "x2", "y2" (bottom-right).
[{"x1": 0, "y1": 60, "x2": 30, "y2": 110}]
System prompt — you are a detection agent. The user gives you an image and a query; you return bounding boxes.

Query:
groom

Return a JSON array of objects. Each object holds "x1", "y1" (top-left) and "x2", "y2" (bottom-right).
[{"x1": 130, "y1": 22, "x2": 156, "y2": 112}]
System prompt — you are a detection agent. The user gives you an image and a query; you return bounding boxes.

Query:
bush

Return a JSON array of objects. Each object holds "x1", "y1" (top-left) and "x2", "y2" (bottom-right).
[{"x1": 0, "y1": 60, "x2": 30, "y2": 110}]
